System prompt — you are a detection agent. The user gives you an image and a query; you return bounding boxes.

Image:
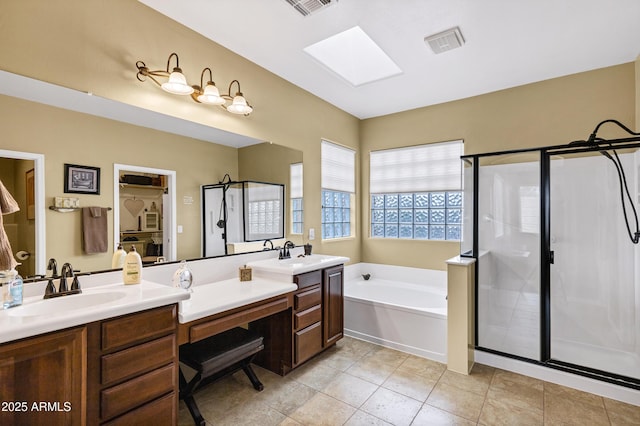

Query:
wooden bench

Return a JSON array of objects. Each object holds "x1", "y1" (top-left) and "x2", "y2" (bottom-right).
[{"x1": 178, "y1": 327, "x2": 265, "y2": 425}]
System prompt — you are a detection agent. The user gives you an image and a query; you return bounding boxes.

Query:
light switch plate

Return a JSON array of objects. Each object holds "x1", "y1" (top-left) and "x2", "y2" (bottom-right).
[{"x1": 308, "y1": 228, "x2": 315, "y2": 240}]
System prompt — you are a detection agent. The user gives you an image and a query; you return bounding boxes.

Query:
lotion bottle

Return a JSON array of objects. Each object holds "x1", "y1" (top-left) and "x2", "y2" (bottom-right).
[
  {"x1": 111, "y1": 243, "x2": 127, "y2": 269},
  {"x1": 122, "y1": 245, "x2": 142, "y2": 285}
]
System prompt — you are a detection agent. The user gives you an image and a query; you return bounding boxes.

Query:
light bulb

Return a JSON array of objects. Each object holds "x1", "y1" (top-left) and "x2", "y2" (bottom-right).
[
  {"x1": 226, "y1": 94, "x2": 253, "y2": 115},
  {"x1": 197, "y1": 83, "x2": 225, "y2": 105},
  {"x1": 161, "y1": 68, "x2": 193, "y2": 95}
]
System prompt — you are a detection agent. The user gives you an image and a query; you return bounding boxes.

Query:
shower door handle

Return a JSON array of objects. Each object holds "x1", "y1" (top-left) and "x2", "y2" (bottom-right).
[{"x1": 548, "y1": 250, "x2": 554, "y2": 264}]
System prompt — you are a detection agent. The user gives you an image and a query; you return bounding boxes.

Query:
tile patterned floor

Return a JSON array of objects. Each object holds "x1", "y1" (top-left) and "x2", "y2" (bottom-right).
[{"x1": 178, "y1": 337, "x2": 640, "y2": 426}]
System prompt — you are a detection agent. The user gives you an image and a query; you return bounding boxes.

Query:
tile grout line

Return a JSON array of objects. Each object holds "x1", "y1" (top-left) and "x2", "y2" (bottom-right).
[{"x1": 475, "y1": 367, "x2": 497, "y2": 426}]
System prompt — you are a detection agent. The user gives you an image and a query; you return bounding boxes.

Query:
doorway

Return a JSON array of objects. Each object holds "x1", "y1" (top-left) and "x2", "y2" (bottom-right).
[
  {"x1": 113, "y1": 164, "x2": 176, "y2": 263},
  {"x1": 0, "y1": 149, "x2": 45, "y2": 276}
]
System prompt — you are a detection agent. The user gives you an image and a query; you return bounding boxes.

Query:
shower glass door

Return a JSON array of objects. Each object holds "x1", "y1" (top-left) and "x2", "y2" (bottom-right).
[
  {"x1": 476, "y1": 153, "x2": 541, "y2": 360},
  {"x1": 548, "y1": 151, "x2": 640, "y2": 381}
]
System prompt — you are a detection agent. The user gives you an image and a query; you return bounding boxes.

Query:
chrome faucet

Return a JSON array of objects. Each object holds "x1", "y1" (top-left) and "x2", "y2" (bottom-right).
[
  {"x1": 279, "y1": 241, "x2": 295, "y2": 259},
  {"x1": 263, "y1": 239, "x2": 274, "y2": 250}
]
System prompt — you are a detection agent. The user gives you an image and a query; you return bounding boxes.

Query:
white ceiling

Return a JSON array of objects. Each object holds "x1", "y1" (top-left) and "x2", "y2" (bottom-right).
[{"x1": 140, "y1": 0, "x2": 640, "y2": 119}]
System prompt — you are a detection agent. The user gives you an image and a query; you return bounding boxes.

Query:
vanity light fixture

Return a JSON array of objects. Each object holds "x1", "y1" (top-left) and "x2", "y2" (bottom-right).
[
  {"x1": 225, "y1": 80, "x2": 253, "y2": 115},
  {"x1": 191, "y1": 68, "x2": 225, "y2": 106},
  {"x1": 136, "y1": 53, "x2": 193, "y2": 95},
  {"x1": 136, "y1": 53, "x2": 253, "y2": 116}
]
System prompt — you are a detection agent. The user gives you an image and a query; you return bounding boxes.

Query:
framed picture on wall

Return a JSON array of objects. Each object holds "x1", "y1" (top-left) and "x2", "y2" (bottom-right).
[
  {"x1": 64, "y1": 164, "x2": 101, "y2": 195},
  {"x1": 25, "y1": 168, "x2": 35, "y2": 220}
]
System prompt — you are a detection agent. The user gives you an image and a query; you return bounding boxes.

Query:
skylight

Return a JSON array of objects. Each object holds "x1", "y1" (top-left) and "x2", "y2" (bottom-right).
[{"x1": 303, "y1": 26, "x2": 402, "y2": 87}]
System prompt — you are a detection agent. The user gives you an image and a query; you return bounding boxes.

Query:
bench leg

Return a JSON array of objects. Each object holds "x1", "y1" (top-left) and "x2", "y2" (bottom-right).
[
  {"x1": 180, "y1": 367, "x2": 207, "y2": 426},
  {"x1": 242, "y1": 364, "x2": 264, "y2": 391},
  {"x1": 183, "y1": 394, "x2": 206, "y2": 426}
]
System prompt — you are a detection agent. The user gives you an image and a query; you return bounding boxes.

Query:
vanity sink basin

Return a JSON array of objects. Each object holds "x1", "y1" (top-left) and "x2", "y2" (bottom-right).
[
  {"x1": 247, "y1": 254, "x2": 349, "y2": 275},
  {"x1": 8, "y1": 291, "x2": 128, "y2": 318}
]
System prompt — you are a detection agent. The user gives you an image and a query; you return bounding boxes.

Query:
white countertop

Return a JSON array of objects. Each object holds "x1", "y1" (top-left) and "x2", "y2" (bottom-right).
[
  {"x1": 0, "y1": 280, "x2": 189, "y2": 344},
  {"x1": 178, "y1": 277, "x2": 297, "y2": 323},
  {"x1": 247, "y1": 254, "x2": 350, "y2": 276}
]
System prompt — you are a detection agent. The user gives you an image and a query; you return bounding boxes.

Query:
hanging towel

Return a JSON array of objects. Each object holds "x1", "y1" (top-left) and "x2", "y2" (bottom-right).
[
  {"x1": 82, "y1": 206, "x2": 108, "y2": 254},
  {"x1": 0, "y1": 179, "x2": 20, "y2": 270}
]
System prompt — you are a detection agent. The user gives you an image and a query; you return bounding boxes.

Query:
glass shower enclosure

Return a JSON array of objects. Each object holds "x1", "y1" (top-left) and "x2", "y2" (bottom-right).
[{"x1": 463, "y1": 129, "x2": 640, "y2": 389}]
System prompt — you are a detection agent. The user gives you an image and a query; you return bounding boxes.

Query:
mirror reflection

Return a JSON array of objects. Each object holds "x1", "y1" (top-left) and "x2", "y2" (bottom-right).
[
  {"x1": 116, "y1": 166, "x2": 175, "y2": 265},
  {"x1": 202, "y1": 180, "x2": 285, "y2": 256},
  {"x1": 0, "y1": 75, "x2": 303, "y2": 277},
  {"x1": 0, "y1": 158, "x2": 36, "y2": 278}
]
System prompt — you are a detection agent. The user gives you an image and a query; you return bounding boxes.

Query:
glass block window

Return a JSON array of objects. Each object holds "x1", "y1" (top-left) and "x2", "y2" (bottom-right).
[
  {"x1": 248, "y1": 199, "x2": 281, "y2": 236},
  {"x1": 322, "y1": 141, "x2": 355, "y2": 239},
  {"x1": 322, "y1": 190, "x2": 351, "y2": 239},
  {"x1": 371, "y1": 191, "x2": 462, "y2": 240},
  {"x1": 370, "y1": 140, "x2": 463, "y2": 241}
]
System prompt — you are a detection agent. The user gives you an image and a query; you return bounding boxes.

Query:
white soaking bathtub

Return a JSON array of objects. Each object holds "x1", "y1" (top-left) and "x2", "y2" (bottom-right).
[{"x1": 344, "y1": 263, "x2": 447, "y2": 363}]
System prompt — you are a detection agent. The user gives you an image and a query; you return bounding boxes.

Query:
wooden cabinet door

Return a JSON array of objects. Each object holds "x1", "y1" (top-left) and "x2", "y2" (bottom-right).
[
  {"x1": 323, "y1": 265, "x2": 344, "y2": 347},
  {"x1": 0, "y1": 327, "x2": 86, "y2": 426}
]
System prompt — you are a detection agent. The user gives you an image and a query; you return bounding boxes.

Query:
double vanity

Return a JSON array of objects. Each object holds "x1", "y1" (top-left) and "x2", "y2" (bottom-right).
[{"x1": 0, "y1": 251, "x2": 348, "y2": 425}]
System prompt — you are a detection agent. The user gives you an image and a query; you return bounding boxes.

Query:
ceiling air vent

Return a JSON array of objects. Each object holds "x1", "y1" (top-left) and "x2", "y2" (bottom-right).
[
  {"x1": 424, "y1": 26, "x2": 465, "y2": 54},
  {"x1": 285, "y1": 0, "x2": 332, "y2": 17}
]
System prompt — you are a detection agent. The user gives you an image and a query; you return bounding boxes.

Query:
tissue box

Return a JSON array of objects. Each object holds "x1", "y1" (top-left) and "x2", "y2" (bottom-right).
[{"x1": 239, "y1": 266, "x2": 252, "y2": 282}]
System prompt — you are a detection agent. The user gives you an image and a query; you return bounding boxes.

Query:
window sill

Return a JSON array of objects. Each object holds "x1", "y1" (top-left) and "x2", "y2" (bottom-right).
[
  {"x1": 368, "y1": 237, "x2": 460, "y2": 242},
  {"x1": 321, "y1": 236, "x2": 356, "y2": 243}
]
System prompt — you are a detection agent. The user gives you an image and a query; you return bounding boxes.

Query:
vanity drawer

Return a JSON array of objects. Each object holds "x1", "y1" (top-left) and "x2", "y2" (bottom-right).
[
  {"x1": 101, "y1": 334, "x2": 176, "y2": 385},
  {"x1": 102, "y1": 305, "x2": 176, "y2": 351},
  {"x1": 100, "y1": 363, "x2": 175, "y2": 420},
  {"x1": 102, "y1": 392, "x2": 176, "y2": 426},
  {"x1": 294, "y1": 270, "x2": 322, "y2": 290},
  {"x1": 294, "y1": 286, "x2": 321, "y2": 311},
  {"x1": 294, "y1": 305, "x2": 321, "y2": 330},
  {"x1": 294, "y1": 322, "x2": 322, "y2": 365}
]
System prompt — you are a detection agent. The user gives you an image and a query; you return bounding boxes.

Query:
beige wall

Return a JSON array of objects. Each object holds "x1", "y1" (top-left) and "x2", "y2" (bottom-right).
[{"x1": 360, "y1": 63, "x2": 636, "y2": 270}]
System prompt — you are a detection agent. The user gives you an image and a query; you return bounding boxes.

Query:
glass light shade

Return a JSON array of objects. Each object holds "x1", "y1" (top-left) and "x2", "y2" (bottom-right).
[
  {"x1": 226, "y1": 94, "x2": 253, "y2": 115},
  {"x1": 197, "y1": 83, "x2": 225, "y2": 105},
  {"x1": 161, "y1": 69, "x2": 194, "y2": 95}
]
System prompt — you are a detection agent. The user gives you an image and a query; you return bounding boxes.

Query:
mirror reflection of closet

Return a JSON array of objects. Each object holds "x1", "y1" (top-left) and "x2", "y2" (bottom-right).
[{"x1": 113, "y1": 164, "x2": 176, "y2": 265}]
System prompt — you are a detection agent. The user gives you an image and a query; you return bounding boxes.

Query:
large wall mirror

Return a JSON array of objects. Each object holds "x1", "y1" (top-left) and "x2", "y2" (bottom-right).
[{"x1": 0, "y1": 72, "x2": 303, "y2": 278}]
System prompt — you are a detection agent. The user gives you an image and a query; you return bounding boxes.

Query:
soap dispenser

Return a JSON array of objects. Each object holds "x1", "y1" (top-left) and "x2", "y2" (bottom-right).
[
  {"x1": 111, "y1": 243, "x2": 127, "y2": 269},
  {"x1": 0, "y1": 269, "x2": 22, "y2": 308},
  {"x1": 122, "y1": 245, "x2": 142, "y2": 285}
]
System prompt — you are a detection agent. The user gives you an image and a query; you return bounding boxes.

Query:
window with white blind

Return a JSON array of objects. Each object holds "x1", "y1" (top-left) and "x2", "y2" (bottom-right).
[
  {"x1": 290, "y1": 163, "x2": 303, "y2": 234},
  {"x1": 370, "y1": 140, "x2": 463, "y2": 240},
  {"x1": 321, "y1": 141, "x2": 355, "y2": 239}
]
